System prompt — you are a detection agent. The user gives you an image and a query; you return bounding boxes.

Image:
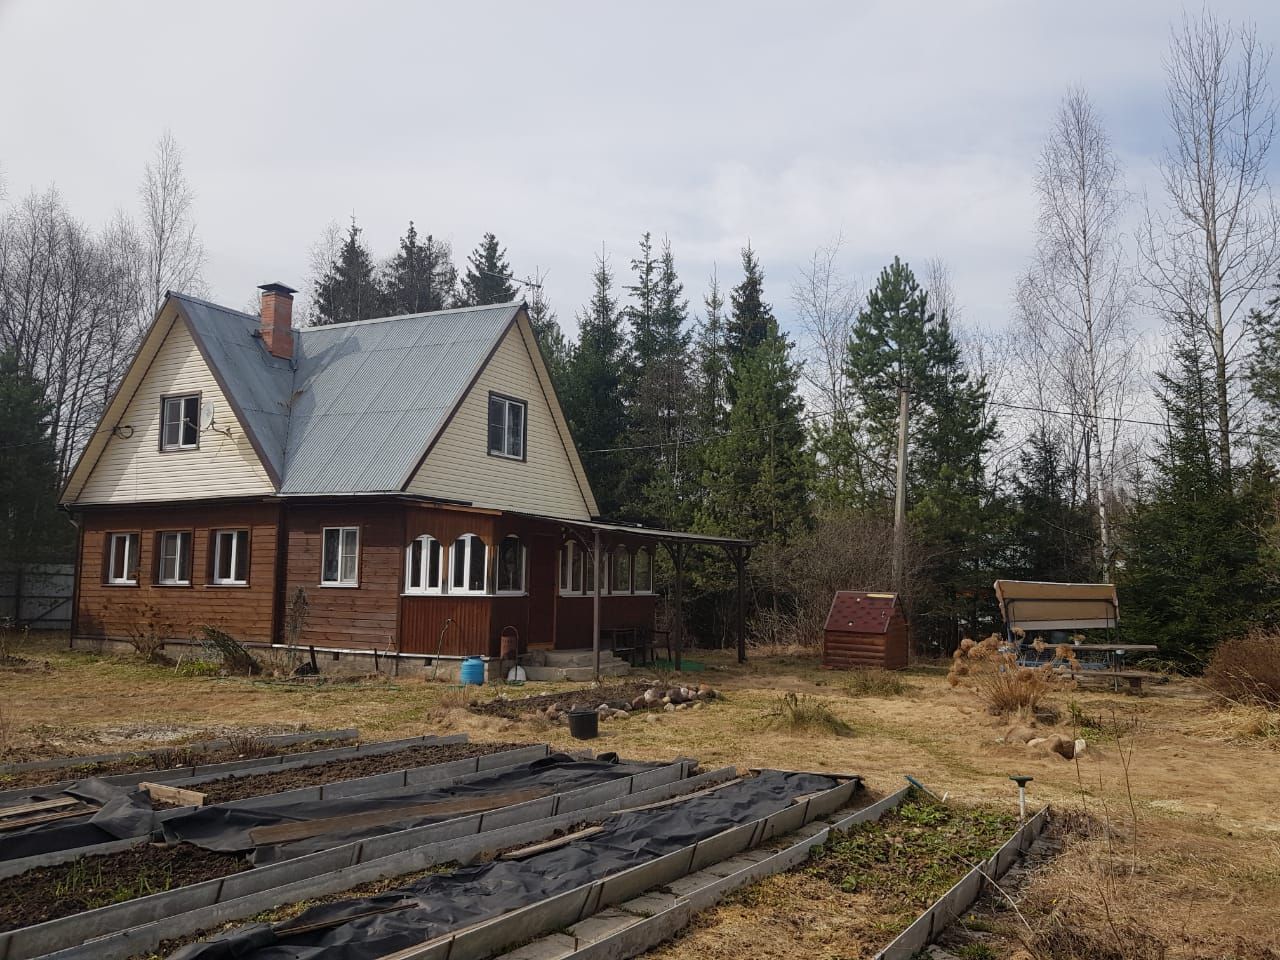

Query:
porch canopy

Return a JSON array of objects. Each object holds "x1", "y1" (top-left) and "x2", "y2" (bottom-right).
[
  {"x1": 994, "y1": 580, "x2": 1119, "y2": 633},
  {"x1": 514, "y1": 512, "x2": 754, "y2": 676}
]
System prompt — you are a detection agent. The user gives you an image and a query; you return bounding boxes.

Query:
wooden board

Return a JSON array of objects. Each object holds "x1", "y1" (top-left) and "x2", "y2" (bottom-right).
[
  {"x1": 247, "y1": 787, "x2": 549, "y2": 846},
  {"x1": 140, "y1": 781, "x2": 207, "y2": 807},
  {"x1": 0, "y1": 796, "x2": 81, "y2": 819},
  {"x1": 498, "y1": 825, "x2": 604, "y2": 860},
  {"x1": 0, "y1": 803, "x2": 98, "y2": 831}
]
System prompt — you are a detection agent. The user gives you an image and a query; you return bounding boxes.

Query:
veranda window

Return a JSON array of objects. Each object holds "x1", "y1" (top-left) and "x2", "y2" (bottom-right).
[
  {"x1": 451, "y1": 534, "x2": 487, "y2": 594},
  {"x1": 633, "y1": 547, "x2": 654, "y2": 593},
  {"x1": 497, "y1": 536, "x2": 525, "y2": 594},
  {"x1": 406, "y1": 535, "x2": 444, "y2": 594},
  {"x1": 558, "y1": 541, "x2": 596, "y2": 595},
  {"x1": 611, "y1": 546, "x2": 632, "y2": 594},
  {"x1": 322, "y1": 527, "x2": 359, "y2": 585}
]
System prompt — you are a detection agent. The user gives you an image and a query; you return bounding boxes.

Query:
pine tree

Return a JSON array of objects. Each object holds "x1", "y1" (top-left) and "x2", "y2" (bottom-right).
[
  {"x1": 460, "y1": 232, "x2": 517, "y2": 306},
  {"x1": 562, "y1": 251, "x2": 628, "y2": 516},
  {"x1": 1122, "y1": 322, "x2": 1271, "y2": 664},
  {"x1": 0, "y1": 350, "x2": 71, "y2": 562},
  {"x1": 314, "y1": 220, "x2": 384, "y2": 325},
  {"x1": 383, "y1": 220, "x2": 456, "y2": 314}
]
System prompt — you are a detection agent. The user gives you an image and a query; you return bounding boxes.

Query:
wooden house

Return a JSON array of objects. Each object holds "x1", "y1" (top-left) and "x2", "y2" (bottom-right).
[
  {"x1": 821, "y1": 591, "x2": 908, "y2": 670},
  {"x1": 60, "y1": 284, "x2": 749, "y2": 675}
]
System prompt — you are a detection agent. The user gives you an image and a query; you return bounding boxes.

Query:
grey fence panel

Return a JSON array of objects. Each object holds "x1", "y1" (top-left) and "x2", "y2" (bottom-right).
[{"x1": 0, "y1": 564, "x2": 73, "y2": 631}]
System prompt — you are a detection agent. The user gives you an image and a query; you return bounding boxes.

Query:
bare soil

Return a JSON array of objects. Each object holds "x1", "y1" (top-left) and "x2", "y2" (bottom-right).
[
  {"x1": 0, "y1": 737, "x2": 342, "y2": 792},
  {"x1": 470, "y1": 683, "x2": 653, "y2": 718},
  {"x1": 0, "y1": 844, "x2": 249, "y2": 932},
  {"x1": 196, "y1": 740, "x2": 527, "y2": 803}
]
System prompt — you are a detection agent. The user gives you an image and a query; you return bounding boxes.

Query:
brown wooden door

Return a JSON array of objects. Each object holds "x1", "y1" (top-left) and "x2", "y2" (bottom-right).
[{"x1": 526, "y1": 534, "x2": 557, "y2": 648}]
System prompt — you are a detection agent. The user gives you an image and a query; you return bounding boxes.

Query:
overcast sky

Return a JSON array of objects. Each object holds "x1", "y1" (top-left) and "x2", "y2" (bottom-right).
[{"x1": 2, "y1": 0, "x2": 1279, "y2": 341}]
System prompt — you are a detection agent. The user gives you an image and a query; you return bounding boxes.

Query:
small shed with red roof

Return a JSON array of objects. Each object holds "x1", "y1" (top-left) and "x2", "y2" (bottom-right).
[{"x1": 822, "y1": 591, "x2": 909, "y2": 670}]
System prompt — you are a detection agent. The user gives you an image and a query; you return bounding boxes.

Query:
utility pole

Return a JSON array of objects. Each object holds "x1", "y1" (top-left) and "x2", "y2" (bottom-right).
[{"x1": 892, "y1": 385, "x2": 909, "y2": 591}]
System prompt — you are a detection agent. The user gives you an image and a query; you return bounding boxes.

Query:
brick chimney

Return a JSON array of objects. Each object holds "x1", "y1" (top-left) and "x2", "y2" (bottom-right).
[{"x1": 258, "y1": 282, "x2": 296, "y2": 360}]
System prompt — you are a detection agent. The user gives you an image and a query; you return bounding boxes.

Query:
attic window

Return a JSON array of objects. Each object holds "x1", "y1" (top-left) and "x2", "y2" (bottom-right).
[
  {"x1": 161, "y1": 394, "x2": 200, "y2": 451},
  {"x1": 487, "y1": 393, "x2": 526, "y2": 460}
]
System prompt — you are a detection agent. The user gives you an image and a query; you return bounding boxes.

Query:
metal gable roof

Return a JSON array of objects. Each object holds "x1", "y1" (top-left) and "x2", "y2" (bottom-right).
[
  {"x1": 280, "y1": 302, "x2": 520, "y2": 494},
  {"x1": 172, "y1": 295, "x2": 522, "y2": 496}
]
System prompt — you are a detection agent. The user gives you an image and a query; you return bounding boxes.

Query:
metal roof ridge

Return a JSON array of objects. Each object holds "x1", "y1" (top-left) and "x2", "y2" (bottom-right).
[{"x1": 300, "y1": 300, "x2": 522, "y2": 332}]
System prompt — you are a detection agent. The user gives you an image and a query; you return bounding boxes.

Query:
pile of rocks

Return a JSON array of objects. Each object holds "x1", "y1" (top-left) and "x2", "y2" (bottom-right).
[
  {"x1": 1003, "y1": 725, "x2": 1087, "y2": 760},
  {"x1": 536, "y1": 682, "x2": 719, "y2": 725}
]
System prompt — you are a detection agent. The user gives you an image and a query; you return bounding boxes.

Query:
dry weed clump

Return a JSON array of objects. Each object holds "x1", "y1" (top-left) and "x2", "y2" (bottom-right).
[
  {"x1": 843, "y1": 668, "x2": 914, "y2": 698},
  {"x1": 763, "y1": 691, "x2": 853, "y2": 736},
  {"x1": 1204, "y1": 629, "x2": 1280, "y2": 707},
  {"x1": 947, "y1": 633, "x2": 1074, "y2": 717}
]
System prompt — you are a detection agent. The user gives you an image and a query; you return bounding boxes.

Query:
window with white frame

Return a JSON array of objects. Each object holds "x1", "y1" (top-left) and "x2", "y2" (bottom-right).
[
  {"x1": 487, "y1": 393, "x2": 526, "y2": 459},
  {"x1": 157, "y1": 531, "x2": 192, "y2": 585},
  {"x1": 633, "y1": 547, "x2": 654, "y2": 593},
  {"x1": 558, "y1": 541, "x2": 597, "y2": 595},
  {"x1": 322, "y1": 527, "x2": 359, "y2": 585},
  {"x1": 611, "y1": 546, "x2": 632, "y2": 594},
  {"x1": 406, "y1": 535, "x2": 444, "y2": 594},
  {"x1": 160, "y1": 395, "x2": 200, "y2": 451},
  {"x1": 212, "y1": 529, "x2": 249, "y2": 585},
  {"x1": 107, "y1": 533, "x2": 139, "y2": 584},
  {"x1": 450, "y1": 534, "x2": 487, "y2": 594},
  {"x1": 496, "y1": 536, "x2": 525, "y2": 594}
]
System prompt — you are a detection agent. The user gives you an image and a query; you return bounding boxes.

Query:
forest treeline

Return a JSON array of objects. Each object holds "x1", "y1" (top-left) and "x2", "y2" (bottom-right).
[{"x1": 3, "y1": 10, "x2": 1279, "y2": 664}]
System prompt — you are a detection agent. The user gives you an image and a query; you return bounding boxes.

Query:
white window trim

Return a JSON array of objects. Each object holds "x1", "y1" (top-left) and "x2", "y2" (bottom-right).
[
  {"x1": 157, "y1": 531, "x2": 191, "y2": 586},
  {"x1": 496, "y1": 536, "x2": 527, "y2": 596},
  {"x1": 487, "y1": 394, "x2": 527, "y2": 460},
  {"x1": 610, "y1": 546, "x2": 632, "y2": 595},
  {"x1": 107, "y1": 533, "x2": 138, "y2": 585},
  {"x1": 450, "y1": 533, "x2": 488, "y2": 595},
  {"x1": 558, "y1": 541, "x2": 599, "y2": 597},
  {"x1": 405, "y1": 535, "x2": 445, "y2": 595},
  {"x1": 212, "y1": 529, "x2": 249, "y2": 586},
  {"x1": 161, "y1": 394, "x2": 200, "y2": 451},
  {"x1": 321, "y1": 526, "x2": 360, "y2": 587}
]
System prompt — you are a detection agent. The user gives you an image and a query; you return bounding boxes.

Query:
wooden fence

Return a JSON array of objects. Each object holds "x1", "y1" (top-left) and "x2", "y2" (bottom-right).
[{"x1": 0, "y1": 564, "x2": 74, "y2": 630}]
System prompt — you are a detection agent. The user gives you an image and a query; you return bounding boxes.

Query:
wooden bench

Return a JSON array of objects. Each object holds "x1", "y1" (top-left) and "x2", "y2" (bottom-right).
[{"x1": 1069, "y1": 668, "x2": 1160, "y2": 693}]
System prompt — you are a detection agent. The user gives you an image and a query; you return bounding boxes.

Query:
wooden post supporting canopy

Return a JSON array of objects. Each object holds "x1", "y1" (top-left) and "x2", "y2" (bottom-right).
[
  {"x1": 672, "y1": 542, "x2": 685, "y2": 671},
  {"x1": 592, "y1": 527, "x2": 601, "y2": 683}
]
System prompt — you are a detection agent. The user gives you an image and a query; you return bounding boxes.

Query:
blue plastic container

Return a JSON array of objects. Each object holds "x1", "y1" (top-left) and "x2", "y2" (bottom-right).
[{"x1": 459, "y1": 657, "x2": 485, "y2": 686}]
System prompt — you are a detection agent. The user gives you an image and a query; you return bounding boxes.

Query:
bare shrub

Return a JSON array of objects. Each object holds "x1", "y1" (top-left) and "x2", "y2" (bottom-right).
[
  {"x1": 948, "y1": 633, "x2": 1075, "y2": 717},
  {"x1": 198, "y1": 625, "x2": 262, "y2": 676},
  {"x1": 1203, "y1": 629, "x2": 1280, "y2": 706},
  {"x1": 763, "y1": 691, "x2": 853, "y2": 736},
  {"x1": 844, "y1": 668, "x2": 913, "y2": 698},
  {"x1": 122, "y1": 602, "x2": 172, "y2": 663}
]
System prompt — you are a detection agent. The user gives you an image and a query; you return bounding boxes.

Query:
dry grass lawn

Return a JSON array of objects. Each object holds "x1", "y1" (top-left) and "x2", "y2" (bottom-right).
[{"x1": 2, "y1": 636, "x2": 1278, "y2": 959}]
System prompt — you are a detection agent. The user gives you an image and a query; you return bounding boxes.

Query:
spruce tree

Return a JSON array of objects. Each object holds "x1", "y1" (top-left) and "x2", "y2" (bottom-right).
[
  {"x1": 314, "y1": 220, "x2": 384, "y2": 325},
  {"x1": 1122, "y1": 322, "x2": 1271, "y2": 664},
  {"x1": 1011, "y1": 427, "x2": 1094, "y2": 582},
  {"x1": 693, "y1": 269, "x2": 729, "y2": 436},
  {"x1": 460, "y1": 232, "x2": 517, "y2": 306},
  {"x1": 700, "y1": 249, "x2": 811, "y2": 543},
  {"x1": 383, "y1": 220, "x2": 456, "y2": 314},
  {"x1": 562, "y1": 252, "x2": 628, "y2": 515},
  {"x1": 527, "y1": 280, "x2": 570, "y2": 389},
  {"x1": 0, "y1": 350, "x2": 71, "y2": 562}
]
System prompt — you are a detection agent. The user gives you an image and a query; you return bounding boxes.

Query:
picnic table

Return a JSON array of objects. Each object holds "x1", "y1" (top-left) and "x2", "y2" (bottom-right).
[{"x1": 1016, "y1": 641, "x2": 1161, "y2": 692}]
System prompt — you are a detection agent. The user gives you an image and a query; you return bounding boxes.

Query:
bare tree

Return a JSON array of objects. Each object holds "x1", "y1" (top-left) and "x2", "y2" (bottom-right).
[
  {"x1": 1140, "y1": 10, "x2": 1280, "y2": 480},
  {"x1": 793, "y1": 235, "x2": 858, "y2": 415},
  {"x1": 1017, "y1": 88, "x2": 1137, "y2": 574},
  {"x1": 140, "y1": 130, "x2": 205, "y2": 312},
  {"x1": 297, "y1": 220, "x2": 345, "y2": 327}
]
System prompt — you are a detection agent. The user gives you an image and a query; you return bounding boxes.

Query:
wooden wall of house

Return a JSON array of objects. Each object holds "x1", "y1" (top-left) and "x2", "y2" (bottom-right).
[
  {"x1": 283, "y1": 502, "x2": 404, "y2": 652},
  {"x1": 75, "y1": 501, "x2": 281, "y2": 645}
]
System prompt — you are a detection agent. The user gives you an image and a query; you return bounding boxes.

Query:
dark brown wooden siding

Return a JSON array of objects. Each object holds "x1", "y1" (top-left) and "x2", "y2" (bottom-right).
[
  {"x1": 823, "y1": 622, "x2": 910, "y2": 670},
  {"x1": 284, "y1": 503, "x2": 404, "y2": 651},
  {"x1": 555, "y1": 594, "x2": 657, "y2": 649},
  {"x1": 76, "y1": 502, "x2": 281, "y2": 644}
]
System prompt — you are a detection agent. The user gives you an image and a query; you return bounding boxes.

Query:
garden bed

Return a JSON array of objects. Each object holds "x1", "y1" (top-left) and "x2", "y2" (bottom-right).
[
  {"x1": 195, "y1": 740, "x2": 527, "y2": 803},
  {"x1": 471, "y1": 684, "x2": 653, "y2": 718},
  {"x1": 645, "y1": 795, "x2": 1019, "y2": 960}
]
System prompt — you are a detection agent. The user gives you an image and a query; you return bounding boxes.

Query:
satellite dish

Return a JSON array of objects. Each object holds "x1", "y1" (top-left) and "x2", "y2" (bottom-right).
[{"x1": 199, "y1": 400, "x2": 215, "y2": 430}]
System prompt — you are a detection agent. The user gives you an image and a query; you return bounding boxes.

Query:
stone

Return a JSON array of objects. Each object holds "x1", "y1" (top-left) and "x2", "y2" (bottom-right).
[
  {"x1": 612, "y1": 709, "x2": 629, "y2": 720},
  {"x1": 676, "y1": 702, "x2": 691, "y2": 710},
  {"x1": 1004, "y1": 725, "x2": 1038, "y2": 745},
  {"x1": 664, "y1": 703, "x2": 677, "y2": 712},
  {"x1": 631, "y1": 696, "x2": 646, "y2": 711},
  {"x1": 692, "y1": 701, "x2": 705, "y2": 710},
  {"x1": 1073, "y1": 738, "x2": 1087, "y2": 757},
  {"x1": 643, "y1": 713, "x2": 661, "y2": 723},
  {"x1": 697, "y1": 683, "x2": 713, "y2": 696}
]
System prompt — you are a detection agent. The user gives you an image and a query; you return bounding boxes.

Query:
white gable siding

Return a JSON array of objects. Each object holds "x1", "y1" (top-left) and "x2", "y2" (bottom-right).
[
  {"x1": 406, "y1": 322, "x2": 592, "y2": 518},
  {"x1": 73, "y1": 318, "x2": 274, "y2": 504}
]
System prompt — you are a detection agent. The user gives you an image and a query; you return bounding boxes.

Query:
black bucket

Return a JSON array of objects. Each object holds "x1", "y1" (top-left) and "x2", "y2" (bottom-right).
[{"x1": 567, "y1": 709, "x2": 599, "y2": 740}]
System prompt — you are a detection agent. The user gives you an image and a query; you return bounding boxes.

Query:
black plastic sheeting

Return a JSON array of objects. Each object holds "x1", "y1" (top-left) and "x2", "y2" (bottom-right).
[
  {"x1": 170, "y1": 770, "x2": 835, "y2": 960},
  {"x1": 0, "y1": 755, "x2": 655, "y2": 866},
  {"x1": 164, "y1": 755, "x2": 659, "y2": 863},
  {"x1": 0, "y1": 779, "x2": 156, "y2": 862}
]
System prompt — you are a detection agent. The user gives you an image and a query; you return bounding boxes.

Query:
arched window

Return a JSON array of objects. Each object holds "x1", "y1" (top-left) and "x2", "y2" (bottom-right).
[
  {"x1": 405, "y1": 535, "x2": 443, "y2": 594},
  {"x1": 611, "y1": 545, "x2": 632, "y2": 594},
  {"x1": 451, "y1": 534, "x2": 487, "y2": 594},
  {"x1": 633, "y1": 547, "x2": 654, "y2": 593},
  {"x1": 497, "y1": 535, "x2": 525, "y2": 594}
]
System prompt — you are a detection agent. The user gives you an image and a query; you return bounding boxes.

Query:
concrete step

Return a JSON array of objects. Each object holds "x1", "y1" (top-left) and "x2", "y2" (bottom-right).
[
  {"x1": 537, "y1": 650, "x2": 625, "y2": 668},
  {"x1": 523, "y1": 661, "x2": 631, "y2": 682}
]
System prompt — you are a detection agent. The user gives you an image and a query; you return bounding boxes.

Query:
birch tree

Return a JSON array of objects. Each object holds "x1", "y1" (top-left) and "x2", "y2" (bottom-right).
[
  {"x1": 1019, "y1": 88, "x2": 1135, "y2": 575},
  {"x1": 140, "y1": 130, "x2": 205, "y2": 312},
  {"x1": 1140, "y1": 11, "x2": 1280, "y2": 481}
]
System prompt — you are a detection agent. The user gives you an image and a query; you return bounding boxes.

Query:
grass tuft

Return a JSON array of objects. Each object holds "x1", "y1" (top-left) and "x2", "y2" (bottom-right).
[
  {"x1": 843, "y1": 668, "x2": 913, "y2": 698},
  {"x1": 763, "y1": 691, "x2": 853, "y2": 736}
]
